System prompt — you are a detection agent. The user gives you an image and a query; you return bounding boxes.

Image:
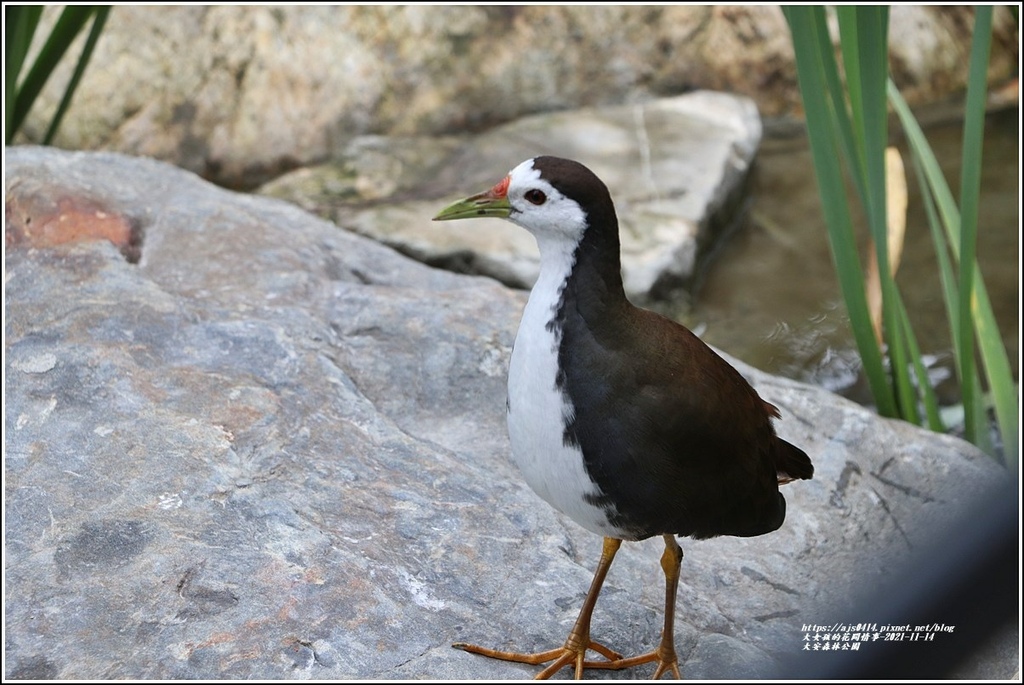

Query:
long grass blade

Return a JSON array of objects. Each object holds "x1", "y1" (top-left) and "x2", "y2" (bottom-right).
[
  {"x1": 895, "y1": 296, "x2": 944, "y2": 432},
  {"x1": 916, "y1": 155, "x2": 994, "y2": 449},
  {"x1": 816, "y1": 9, "x2": 869, "y2": 211},
  {"x1": 784, "y1": 5, "x2": 898, "y2": 417},
  {"x1": 955, "y1": 6, "x2": 993, "y2": 444},
  {"x1": 860, "y1": 8, "x2": 920, "y2": 420},
  {"x1": 5, "y1": 5, "x2": 44, "y2": 87},
  {"x1": 913, "y1": 152, "x2": 961, "y2": 355},
  {"x1": 891, "y1": 78, "x2": 1018, "y2": 463},
  {"x1": 5, "y1": 5, "x2": 44, "y2": 140},
  {"x1": 839, "y1": 7, "x2": 919, "y2": 420},
  {"x1": 835, "y1": 7, "x2": 865, "y2": 152},
  {"x1": 788, "y1": 5, "x2": 1015, "y2": 462},
  {"x1": 973, "y1": 279, "x2": 1017, "y2": 465},
  {"x1": 8, "y1": 5, "x2": 96, "y2": 137},
  {"x1": 43, "y1": 7, "x2": 110, "y2": 144}
]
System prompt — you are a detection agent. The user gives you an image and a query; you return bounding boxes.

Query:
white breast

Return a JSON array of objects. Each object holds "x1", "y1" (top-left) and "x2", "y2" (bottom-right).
[{"x1": 505, "y1": 239, "x2": 621, "y2": 538}]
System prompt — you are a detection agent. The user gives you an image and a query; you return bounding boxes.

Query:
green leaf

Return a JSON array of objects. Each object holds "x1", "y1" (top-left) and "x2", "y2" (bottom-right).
[
  {"x1": 895, "y1": 297, "x2": 944, "y2": 432},
  {"x1": 43, "y1": 7, "x2": 110, "y2": 144},
  {"x1": 891, "y1": 74, "x2": 1018, "y2": 465},
  {"x1": 7, "y1": 5, "x2": 101, "y2": 142},
  {"x1": 5, "y1": 5, "x2": 44, "y2": 137},
  {"x1": 955, "y1": 6, "x2": 992, "y2": 444},
  {"x1": 784, "y1": 5, "x2": 898, "y2": 417},
  {"x1": 788, "y1": 5, "x2": 1015, "y2": 464}
]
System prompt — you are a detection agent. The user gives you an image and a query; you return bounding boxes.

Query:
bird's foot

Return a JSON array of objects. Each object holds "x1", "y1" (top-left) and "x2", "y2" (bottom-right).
[
  {"x1": 602, "y1": 647, "x2": 681, "y2": 679},
  {"x1": 453, "y1": 639, "x2": 640, "y2": 679}
]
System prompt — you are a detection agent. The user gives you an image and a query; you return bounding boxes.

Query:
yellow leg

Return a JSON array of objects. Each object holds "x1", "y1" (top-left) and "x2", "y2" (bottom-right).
[
  {"x1": 453, "y1": 536, "x2": 629, "y2": 679},
  {"x1": 593, "y1": 535, "x2": 683, "y2": 678}
]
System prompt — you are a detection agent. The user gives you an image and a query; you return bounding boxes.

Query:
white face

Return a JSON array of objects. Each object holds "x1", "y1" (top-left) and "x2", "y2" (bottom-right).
[{"x1": 505, "y1": 159, "x2": 588, "y2": 246}]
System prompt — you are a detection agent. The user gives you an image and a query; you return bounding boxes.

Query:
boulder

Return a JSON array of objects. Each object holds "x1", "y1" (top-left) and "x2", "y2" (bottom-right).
[
  {"x1": 260, "y1": 91, "x2": 761, "y2": 301},
  {"x1": 4, "y1": 147, "x2": 1014, "y2": 679}
]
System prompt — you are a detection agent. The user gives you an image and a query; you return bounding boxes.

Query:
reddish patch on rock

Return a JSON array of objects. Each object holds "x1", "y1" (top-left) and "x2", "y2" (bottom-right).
[{"x1": 6, "y1": 192, "x2": 141, "y2": 262}]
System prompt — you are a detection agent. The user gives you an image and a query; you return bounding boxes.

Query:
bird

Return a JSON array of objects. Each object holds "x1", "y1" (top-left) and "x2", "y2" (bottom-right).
[{"x1": 433, "y1": 156, "x2": 814, "y2": 679}]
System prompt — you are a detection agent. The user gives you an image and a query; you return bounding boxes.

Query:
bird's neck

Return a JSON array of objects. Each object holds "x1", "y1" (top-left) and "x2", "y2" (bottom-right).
[
  {"x1": 567, "y1": 225, "x2": 628, "y2": 319},
  {"x1": 527, "y1": 215, "x2": 629, "y2": 344}
]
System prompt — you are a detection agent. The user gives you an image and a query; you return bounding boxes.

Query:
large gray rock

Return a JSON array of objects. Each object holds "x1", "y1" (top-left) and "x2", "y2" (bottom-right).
[
  {"x1": 18, "y1": 6, "x2": 1019, "y2": 188},
  {"x1": 4, "y1": 147, "x2": 1015, "y2": 679},
  {"x1": 260, "y1": 91, "x2": 762, "y2": 301}
]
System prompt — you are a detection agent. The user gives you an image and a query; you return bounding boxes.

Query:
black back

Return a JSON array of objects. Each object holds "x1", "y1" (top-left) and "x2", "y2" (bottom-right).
[{"x1": 534, "y1": 156, "x2": 813, "y2": 541}]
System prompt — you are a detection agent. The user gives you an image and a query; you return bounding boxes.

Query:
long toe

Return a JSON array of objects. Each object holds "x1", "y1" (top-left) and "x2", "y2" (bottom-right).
[
  {"x1": 596, "y1": 648, "x2": 680, "y2": 680},
  {"x1": 651, "y1": 656, "x2": 681, "y2": 679},
  {"x1": 452, "y1": 640, "x2": 629, "y2": 679}
]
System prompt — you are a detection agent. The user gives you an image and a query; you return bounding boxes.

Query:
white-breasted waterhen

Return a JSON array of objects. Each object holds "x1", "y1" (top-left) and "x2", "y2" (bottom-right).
[{"x1": 434, "y1": 156, "x2": 814, "y2": 679}]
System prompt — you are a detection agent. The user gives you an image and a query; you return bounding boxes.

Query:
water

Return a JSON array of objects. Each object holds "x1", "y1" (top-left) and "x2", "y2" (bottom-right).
[{"x1": 675, "y1": 107, "x2": 1020, "y2": 408}]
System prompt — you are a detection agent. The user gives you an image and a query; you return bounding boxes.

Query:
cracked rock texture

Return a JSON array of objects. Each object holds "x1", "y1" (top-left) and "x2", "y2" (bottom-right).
[{"x1": 4, "y1": 147, "x2": 1015, "y2": 679}]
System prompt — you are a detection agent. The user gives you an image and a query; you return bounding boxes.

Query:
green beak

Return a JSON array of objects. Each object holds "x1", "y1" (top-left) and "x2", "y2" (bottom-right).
[{"x1": 432, "y1": 190, "x2": 512, "y2": 221}]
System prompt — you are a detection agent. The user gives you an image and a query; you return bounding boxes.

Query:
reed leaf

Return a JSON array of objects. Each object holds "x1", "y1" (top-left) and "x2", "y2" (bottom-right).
[
  {"x1": 6, "y1": 5, "x2": 109, "y2": 145},
  {"x1": 896, "y1": 296, "x2": 944, "y2": 432},
  {"x1": 955, "y1": 6, "x2": 992, "y2": 444},
  {"x1": 889, "y1": 79, "x2": 1017, "y2": 466},
  {"x1": 783, "y1": 5, "x2": 898, "y2": 417},
  {"x1": 835, "y1": 6, "x2": 920, "y2": 420},
  {"x1": 43, "y1": 7, "x2": 109, "y2": 144},
  {"x1": 5, "y1": 5, "x2": 44, "y2": 136},
  {"x1": 787, "y1": 5, "x2": 1015, "y2": 465}
]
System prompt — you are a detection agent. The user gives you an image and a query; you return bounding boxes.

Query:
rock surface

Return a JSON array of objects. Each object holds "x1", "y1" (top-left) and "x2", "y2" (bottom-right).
[
  {"x1": 260, "y1": 90, "x2": 761, "y2": 301},
  {"x1": 4, "y1": 147, "x2": 1016, "y2": 679},
  {"x1": 18, "y1": 6, "x2": 1019, "y2": 188}
]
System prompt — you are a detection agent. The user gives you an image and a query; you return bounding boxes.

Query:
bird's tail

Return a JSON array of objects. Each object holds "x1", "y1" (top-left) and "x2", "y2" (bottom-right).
[{"x1": 774, "y1": 438, "x2": 814, "y2": 485}]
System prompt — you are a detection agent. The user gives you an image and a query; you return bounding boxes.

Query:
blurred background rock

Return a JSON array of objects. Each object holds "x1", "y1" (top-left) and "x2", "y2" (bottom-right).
[{"x1": 14, "y1": 5, "x2": 1019, "y2": 189}]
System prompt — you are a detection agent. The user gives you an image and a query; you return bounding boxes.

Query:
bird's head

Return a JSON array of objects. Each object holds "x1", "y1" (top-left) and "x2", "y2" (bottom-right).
[{"x1": 433, "y1": 156, "x2": 616, "y2": 251}]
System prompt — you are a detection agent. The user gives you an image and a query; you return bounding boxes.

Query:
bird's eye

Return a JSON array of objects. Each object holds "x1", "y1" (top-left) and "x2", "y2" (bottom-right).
[{"x1": 524, "y1": 189, "x2": 547, "y2": 205}]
